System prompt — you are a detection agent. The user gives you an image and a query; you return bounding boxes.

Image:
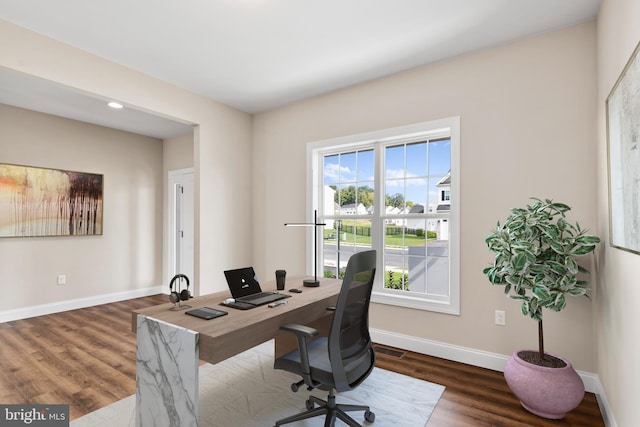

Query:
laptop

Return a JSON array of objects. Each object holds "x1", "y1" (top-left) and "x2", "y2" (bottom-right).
[{"x1": 224, "y1": 267, "x2": 289, "y2": 306}]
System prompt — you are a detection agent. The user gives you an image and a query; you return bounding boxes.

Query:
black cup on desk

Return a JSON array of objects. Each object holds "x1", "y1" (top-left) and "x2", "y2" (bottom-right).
[{"x1": 276, "y1": 270, "x2": 286, "y2": 290}]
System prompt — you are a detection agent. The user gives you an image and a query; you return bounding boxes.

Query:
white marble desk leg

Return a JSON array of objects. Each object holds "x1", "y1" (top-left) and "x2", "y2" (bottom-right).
[{"x1": 136, "y1": 314, "x2": 199, "y2": 427}]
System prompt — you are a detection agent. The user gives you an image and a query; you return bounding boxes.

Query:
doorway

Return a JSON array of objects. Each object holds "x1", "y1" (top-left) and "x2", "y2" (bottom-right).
[{"x1": 168, "y1": 168, "x2": 194, "y2": 289}]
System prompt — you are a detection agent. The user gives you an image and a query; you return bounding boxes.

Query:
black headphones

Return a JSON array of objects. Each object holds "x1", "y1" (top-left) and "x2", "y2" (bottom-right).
[{"x1": 169, "y1": 274, "x2": 191, "y2": 303}]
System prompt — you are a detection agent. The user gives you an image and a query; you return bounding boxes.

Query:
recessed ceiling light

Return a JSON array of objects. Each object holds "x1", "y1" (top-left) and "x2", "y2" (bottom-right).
[{"x1": 107, "y1": 101, "x2": 123, "y2": 109}]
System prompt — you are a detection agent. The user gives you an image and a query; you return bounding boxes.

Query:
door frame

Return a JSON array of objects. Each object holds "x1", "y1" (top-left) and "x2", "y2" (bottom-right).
[{"x1": 167, "y1": 167, "x2": 194, "y2": 292}]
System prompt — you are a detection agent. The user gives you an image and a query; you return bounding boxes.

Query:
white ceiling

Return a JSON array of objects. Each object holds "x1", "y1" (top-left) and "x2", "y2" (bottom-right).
[
  {"x1": 0, "y1": 0, "x2": 602, "y2": 138},
  {"x1": 0, "y1": 68, "x2": 194, "y2": 139}
]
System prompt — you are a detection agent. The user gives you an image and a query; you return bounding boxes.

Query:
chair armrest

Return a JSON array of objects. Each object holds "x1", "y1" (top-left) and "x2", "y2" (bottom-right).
[
  {"x1": 280, "y1": 323, "x2": 319, "y2": 338},
  {"x1": 279, "y1": 323, "x2": 320, "y2": 389}
]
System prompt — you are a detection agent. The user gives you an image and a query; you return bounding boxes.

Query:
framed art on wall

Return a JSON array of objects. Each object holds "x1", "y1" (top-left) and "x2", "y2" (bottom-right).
[
  {"x1": 0, "y1": 163, "x2": 103, "y2": 237},
  {"x1": 606, "y1": 39, "x2": 640, "y2": 255}
]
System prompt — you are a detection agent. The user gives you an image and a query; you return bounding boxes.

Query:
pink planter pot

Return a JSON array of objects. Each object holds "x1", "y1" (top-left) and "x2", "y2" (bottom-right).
[{"x1": 503, "y1": 350, "x2": 585, "y2": 419}]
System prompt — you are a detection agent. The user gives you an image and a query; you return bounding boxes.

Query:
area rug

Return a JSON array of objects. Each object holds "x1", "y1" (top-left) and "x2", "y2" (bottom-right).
[{"x1": 71, "y1": 341, "x2": 444, "y2": 427}]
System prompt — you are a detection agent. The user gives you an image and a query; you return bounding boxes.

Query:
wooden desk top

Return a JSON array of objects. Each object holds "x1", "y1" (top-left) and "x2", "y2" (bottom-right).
[{"x1": 132, "y1": 277, "x2": 342, "y2": 364}]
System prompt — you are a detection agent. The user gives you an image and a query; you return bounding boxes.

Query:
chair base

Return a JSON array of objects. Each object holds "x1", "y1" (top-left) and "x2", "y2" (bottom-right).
[{"x1": 274, "y1": 391, "x2": 374, "y2": 427}]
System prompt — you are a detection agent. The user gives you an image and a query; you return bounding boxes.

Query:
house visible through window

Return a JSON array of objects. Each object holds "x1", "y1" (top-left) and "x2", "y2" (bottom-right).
[{"x1": 308, "y1": 118, "x2": 460, "y2": 314}]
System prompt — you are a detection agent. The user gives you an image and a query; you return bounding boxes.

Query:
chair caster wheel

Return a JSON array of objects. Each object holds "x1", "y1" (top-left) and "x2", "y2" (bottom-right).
[
  {"x1": 364, "y1": 410, "x2": 375, "y2": 422},
  {"x1": 305, "y1": 400, "x2": 314, "y2": 410}
]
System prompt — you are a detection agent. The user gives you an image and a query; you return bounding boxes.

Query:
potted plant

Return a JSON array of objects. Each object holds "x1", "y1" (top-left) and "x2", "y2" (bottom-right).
[{"x1": 483, "y1": 198, "x2": 600, "y2": 419}]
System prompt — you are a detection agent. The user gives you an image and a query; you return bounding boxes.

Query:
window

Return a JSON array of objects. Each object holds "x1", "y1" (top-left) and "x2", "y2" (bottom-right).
[{"x1": 308, "y1": 118, "x2": 460, "y2": 314}]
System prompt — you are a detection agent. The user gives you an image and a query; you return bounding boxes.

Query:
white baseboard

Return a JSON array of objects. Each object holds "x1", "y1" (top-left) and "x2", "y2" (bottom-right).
[
  {"x1": 591, "y1": 376, "x2": 618, "y2": 427},
  {"x1": 370, "y1": 328, "x2": 616, "y2": 426},
  {"x1": 0, "y1": 286, "x2": 163, "y2": 323}
]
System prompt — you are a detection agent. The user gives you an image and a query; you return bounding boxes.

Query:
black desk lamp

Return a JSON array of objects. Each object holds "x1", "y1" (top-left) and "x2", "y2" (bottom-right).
[{"x1": 285, "y1": 209, "x2": 326, "y2": 287}]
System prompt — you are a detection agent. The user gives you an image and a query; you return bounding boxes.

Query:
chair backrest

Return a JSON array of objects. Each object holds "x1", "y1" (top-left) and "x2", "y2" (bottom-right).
[{"x1": 327, "y1": 250, "x2": 377, "y2": 392}]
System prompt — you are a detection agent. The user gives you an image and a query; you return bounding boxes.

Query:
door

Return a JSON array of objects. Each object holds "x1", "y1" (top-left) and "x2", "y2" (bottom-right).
[{"x1": 168, "y1": 168, "x2": 194, "y2": 287}]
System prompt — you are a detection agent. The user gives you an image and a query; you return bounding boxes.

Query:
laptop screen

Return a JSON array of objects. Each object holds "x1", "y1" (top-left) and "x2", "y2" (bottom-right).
[{"x1": 224, "y1": 267, "x2": 262, "y2": 298}]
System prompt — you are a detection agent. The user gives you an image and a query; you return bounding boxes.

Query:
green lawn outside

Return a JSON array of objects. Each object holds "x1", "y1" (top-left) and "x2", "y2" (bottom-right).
[
  {"x1": 324, "y1": 230, "x2": 371, "y2": 246},
  {"x1": 324, "y1": 221, "x2": 440, "y2": 292},
  {"x1": 324, "y1": 229, "x2": 435, "y2": 247}
]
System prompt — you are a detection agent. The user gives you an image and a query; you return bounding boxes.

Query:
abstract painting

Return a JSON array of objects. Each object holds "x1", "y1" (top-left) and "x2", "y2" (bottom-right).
[
  {"x1": 0, "y1": 163, "x2": 103, "y2": 237},
  {"x1": 606, "y1": 39, "x2": 640, "y2": 255}
]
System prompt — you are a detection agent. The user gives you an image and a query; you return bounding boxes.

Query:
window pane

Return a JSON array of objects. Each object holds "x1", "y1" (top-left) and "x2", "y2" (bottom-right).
[
  {"x1": 337, "y1": 184, "x2": 353, "y2": 210},
  {"x1": 405, "y1": 177, "x2": 428, "y2": 210},
  {"x1": 385, "y1": 145, "x2": 404, "y2": 180},
  {"x1": 357, "y1": 149, "x2": 374, "y2": 182},
  {"x1": 339, "y1": 152, "x2": 357, "y2": 183},
  {"x1": 428, "y1": 175, "x2": 447, "y2": 212},
  {"x1": 383, "y1": 223, "x2": 408, "y2": 291},
  {"x1": 408, "y1": 255, "x2": 426, "y2": 293},
  {"x1": 426, "y1": 236, "x2": 449, "y2": 295},
  {"x1": 323, "y1": 219, "x2": 371, "y2": 279},
  {"x1": 357, "y1": 181, "x2": 374, "y2": 213},
  {"x1": 428, "y1": 139, "x2": 451, "y2": 175},
  {"x1": 385, "y1": 180, "x2": 405, "y2": 212},
  {"x1": 406, "y1": 218, "x2": 426, "y2": 293},
  {"x1": 323, "y1": 154, "x2": 340, "y2": 185},
  {"x1": 406, "y1": 141, "x2": 427, "y2": 177},
  {"x1": 322, "y1": 185, "x2": 337, "y2": 215}
]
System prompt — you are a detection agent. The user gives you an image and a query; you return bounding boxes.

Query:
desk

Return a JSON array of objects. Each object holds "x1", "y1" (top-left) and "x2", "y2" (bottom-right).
[{"x1": 132, "y1": 277, "x2": 341, "y2": 427}]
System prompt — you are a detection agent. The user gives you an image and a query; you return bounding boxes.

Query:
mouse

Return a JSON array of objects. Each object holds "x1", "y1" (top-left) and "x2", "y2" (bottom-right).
[
  {"x1": 289, "y1": 288, "x2": 302, "y2": 293},
  {"x1": 223, "y1": 297, "x2": 235, "y2": 304}
]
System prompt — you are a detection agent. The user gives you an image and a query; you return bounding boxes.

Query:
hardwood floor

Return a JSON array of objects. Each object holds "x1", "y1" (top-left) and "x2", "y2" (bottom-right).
[
  {"x1": 0, "y1": 295, "x2": 604, "y2": 425},
  {"x1": 374, "y1": 346, "x2": 604, "y2": 426},
  {"x1": 0, "y1": 294, "x2": 167, "y2": 420}
]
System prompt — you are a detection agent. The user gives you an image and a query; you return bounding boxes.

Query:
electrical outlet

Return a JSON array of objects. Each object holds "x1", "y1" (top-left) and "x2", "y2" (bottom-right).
[
  {"x1": 57, "y1": 275, "x2": 66, "y2": 285},
  {"x1": 495, "y1": 310, "x2": 506, "y2": 326}
]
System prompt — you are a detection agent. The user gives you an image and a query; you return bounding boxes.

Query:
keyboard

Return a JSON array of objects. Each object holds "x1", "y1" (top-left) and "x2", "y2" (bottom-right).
[{"x1": 237, "y1": 292, "x2": 288, "y2": 306}]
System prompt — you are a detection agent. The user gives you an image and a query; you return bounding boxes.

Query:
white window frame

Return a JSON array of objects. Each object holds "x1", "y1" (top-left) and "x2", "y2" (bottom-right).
[{"x1": 307, "y1": 117, "x2": 460, "y2": 315}]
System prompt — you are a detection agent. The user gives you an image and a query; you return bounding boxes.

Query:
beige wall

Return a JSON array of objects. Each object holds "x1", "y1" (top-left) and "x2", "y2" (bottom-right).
[
  {"x1": 597, "y1": 0, "x2": 640, "y2": 425},
  {"x1": 0, "y1": 104, "x2": 163, "y2": 310},
  {"x1": 0, "y1": 20, "x2": 252, "y2": 298},
  {"x1": 253, "y1": 22, "x2": 599, "y2": 371},
  {"x1": 164, "y1": 132, "x2": 194, "y2": 172}
]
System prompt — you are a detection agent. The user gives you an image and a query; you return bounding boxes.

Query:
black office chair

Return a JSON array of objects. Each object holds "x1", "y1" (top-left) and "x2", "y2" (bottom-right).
[{"x1": 273, "y1": 250, "x2": 377, "y2": 427}]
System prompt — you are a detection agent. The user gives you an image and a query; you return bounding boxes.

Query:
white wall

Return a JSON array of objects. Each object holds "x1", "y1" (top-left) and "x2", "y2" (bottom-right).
[
  {"x1": 0, "y1": 104, "x2": 163, "y2": 310},
  {"x1": 596, "y1": 1, "x2": 640, "y2": 425},
  {"x1": 253, "y1": 22, "x2": 599, "y2": 372},
  {"x1": 0, "y1": 20, "x2": 252, "y2": 301}
]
